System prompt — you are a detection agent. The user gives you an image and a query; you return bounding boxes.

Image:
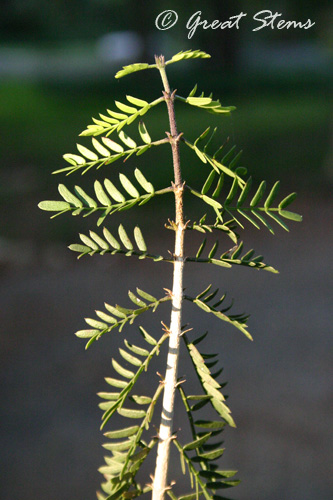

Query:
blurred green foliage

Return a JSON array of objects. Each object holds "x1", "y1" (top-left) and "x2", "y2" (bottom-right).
[{"x1": 0, "y1": 77, "x2": 329, "y2": 186}]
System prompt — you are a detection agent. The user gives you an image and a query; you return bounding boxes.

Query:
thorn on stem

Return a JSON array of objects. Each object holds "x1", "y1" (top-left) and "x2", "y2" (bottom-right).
[
  {"x1": 156, "y1": 371, "x2": 165, "y2": 382},
  {"x1": 161, "y1": 321, "x2": 171, "y2": 334},
  {"x1": 180, "y1": 327, "x2": 193, "y2": 336},
  {"x1": 163, "y1": 288, "x2": 173, "y2": 298}
]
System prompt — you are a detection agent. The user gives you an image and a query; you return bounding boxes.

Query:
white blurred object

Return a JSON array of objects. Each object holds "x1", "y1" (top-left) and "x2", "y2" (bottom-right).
[{"x1": 97, "y1": 31, "x2": 144, "y2": 63}]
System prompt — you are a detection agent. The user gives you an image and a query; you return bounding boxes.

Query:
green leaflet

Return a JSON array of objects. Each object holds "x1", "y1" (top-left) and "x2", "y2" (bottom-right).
[
  {"x1": 118, "y1": 130, "x2": 137, "y2": 149},
  {"x1": 202, "y1": 195, "x2": 222, "y2": 209},
  {"x1": 194, "y1": 420, "x2": 226, "y2": 429},
  {"x1": 136, "y1": 289, "x2": 156, "y2": 303},
  {"x1": 38, "y1": 200, "x2": 70, "y2": 211},
  {"x1": 77, "y1": 143, "x2": 98, "y2": 160},
  {"x1": 115, "y1": 63, "x2": 151, "y2": 79},
  {"x1": 128, "y1": 290, "x2": 146, "y2": 308},
  {"x1": 264, "y1": 181, "x2": 280, "y2": 208},
  {"x1": 112, "y1": 359, "x2": 134, "y2": 379},
  {"x1": 124, "y1": 340, "x2": 149, "y2": 358},
  {"x1": 278, "y1": 209, "x2": 302, "y2": 222},
  {"x1": 118, "y1": 224, "x2": 133, "y2": 250},
  {"x1": 195, "y1": 126, "x2": 211, "y2": 147},
  {"x1": 79, "y1": 233, "x2": 99, "y2": 250},
  {"x1": 194, "y1": 146, "x2": 207, "y2": 163},
  {"x1": 103, "y1": 227, "x2": 120, "y2": 249},
  {"x1": 167, "y1": 50, "x2": 211, "y2": 63},
  {"x1": 139, "y1": 326, "x2": 157, "y2": 345},
  {"x1": 58, "y1": 184, "x2": 82, "y2": 207},
  {"x1": 92, "y1": 138, "x2": 110, "y2": 157},
  {"x1": 102, "y1": 137, "x2": 124, "y2": 153},
  {"x1": 250, "y1": 181, "x2": 266, "y2": 207},
  {"x1": 101, "y1": 439, "x2": 134, "y2": 452},
  {"x1": 138, "y1": 121, "x2": 151, "y2": 144},
  {"x1": 192, "y1": 448, "x2": 225, "y2": 461},
  {"x1": 104, "y1": 179, "x2": 125, "y2": 203},
  {"x1": 130, "y1": 395, "x2": 152, "y2": 405},
  {"x1": 278, "y1": 192, "x2": 297, "y2": 209},
  {"x1": 199, "y1": 470, "x2": 238, "y2": 479},
  {"x1": 201, "y1": 170, "x2": 216, "y2": 195},
  {"x1": 196, "y1": 238, "x2": 206, "y2": 258},
  {"x1": 119, "y1": 174, "x2": 140, "y2": 199},
  {"x1": 187, "y1": 97, "x2": 212, "y2": 106},
  {"x1": 208, "y1": 240, "x2": 218, "y2": 259},
  {"x1": 98, "y1": 392, "x2": 120, "y2": 400},
  {"x1": 225, "y1": 178, "x2": 238, "y2": 205},
  {"x1": 126, "y1": 95, "x2": 149, "y2": 107},
  {"x1": 96, "y1": 310, "x2": 117, "y2": 324},
  {"x1": 115, "y1": 101, "x2": 137, "y2": 115},
  {"x1": 104, "y1": 426, "x2": 139, "y2": 439},
  {"x1": 134, "y1": 168, "x2": 154, "y2": 194},
  {"x1": 94, "y1": 180, "x2": 111, "y2": 206},
  {"x1": 63, "y1": 153, "x2": 85, "y2": 165},
  {"x1": 119, "y1": 348, "x2": 142, "y2": 367},
  {"x1": 183, "y1": 433, "x2": 212, "y2": 451},
  {"x1": 75, "y1": 329, "x2": 99, "y2": 338},
  {"x1": 117, "y1": 408, "x2": 146, "y2": 419},
  {"x1": 237, "y1": 176, "x2": 252, "y2": 206},
  {"x1": 133, "y1": 226, "x2": 147, "y2": 252},
  {"x1": 74, "y1": 185, "x2": 98, "y2": 208},
  {"x1": 105, "y1": 378, "x2": 127, "y2": 388},
  {"x1": 188, "y1": 83, "x2": 197, "y2": 97}
]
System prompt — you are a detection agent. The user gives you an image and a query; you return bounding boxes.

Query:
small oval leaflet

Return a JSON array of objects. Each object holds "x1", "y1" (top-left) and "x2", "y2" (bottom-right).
[
  {"x1": 138, "y1": 121, "x2": 151, "y2": 144},
  {"x1": 102, "y1": 137, "x2": 124, "y2": 153},
  {"x1": 118, "y1": 224, "x2": 134, "y2": 250},
  {"x1": 104, "y1": 425, "x2": 139, "y2": 439},
  {"x1": 103, "y1": 227, "x2": 121, "y2": 249},
  {"x1": 92, "y1": 138, "x2": 110, "y2": 157},
  {"x1": 134, "y1": 168, "x2": 154, "y2": 194},
  {"x1": 94, "y1": 180, "x2": 111, "y2": 206},
  {"x1": 115, "y1": 101, "x2": 137, "y2": 115},
  {"x1": 104, "y1": 178, "x2": 125, "y2": 203},
  {"x1": 79, "y1": 233, "x2": 99, "y2": 250},
  {"x1": 126, "y1": 95, "x2": 148, "y2": 107},
  {"x1": 118, "y1": 130, "x2": 137, "y2": 149},
  {"x1": 134, "y1": 226, "x2": 147, "y2": 252},
  {"x1": 119, "y1": 174, "x2": 140, "y2": 199},
  {"x1": 38, "y1": 200, "x2": 70, "y2": 212},
  {"x1": 58, "y1": 184, "x2": 83, "y2": 207},
  {"x1": 77, "y1": 143, "x2": 99, "y2": 161}
]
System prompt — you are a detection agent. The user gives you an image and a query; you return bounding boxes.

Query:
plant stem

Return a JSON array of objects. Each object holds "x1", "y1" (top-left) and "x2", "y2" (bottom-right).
[{"x1": 152, "y1": 56, "x2": 185, "y2": 500}]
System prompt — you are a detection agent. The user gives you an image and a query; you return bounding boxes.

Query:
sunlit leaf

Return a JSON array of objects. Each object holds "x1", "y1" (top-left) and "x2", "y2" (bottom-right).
[{"x1": 138, "y1": 121, "x2": 151, "y2": 144}]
